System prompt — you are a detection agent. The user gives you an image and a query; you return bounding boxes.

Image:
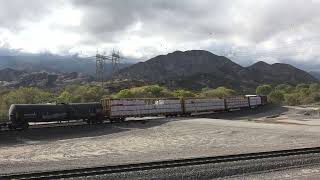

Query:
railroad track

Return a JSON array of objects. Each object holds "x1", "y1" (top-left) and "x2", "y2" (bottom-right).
[{"x1": 3, "y1": 146, "x2": 320, "y2": 179}]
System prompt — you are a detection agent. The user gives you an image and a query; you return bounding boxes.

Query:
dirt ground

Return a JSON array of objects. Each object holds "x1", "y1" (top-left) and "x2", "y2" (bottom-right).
[{"x1": 1, "y1": 105, "x2": 320, "y2": 174}]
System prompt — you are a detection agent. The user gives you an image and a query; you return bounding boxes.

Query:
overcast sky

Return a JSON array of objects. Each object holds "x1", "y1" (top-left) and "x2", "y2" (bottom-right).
[{"x1": 1, "y1": 0, "x2": 320, "y2": 70}]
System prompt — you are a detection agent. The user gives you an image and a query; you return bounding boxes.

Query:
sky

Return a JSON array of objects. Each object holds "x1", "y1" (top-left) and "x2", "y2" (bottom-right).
[{"x1": 1, "y1": 0, "x2": 320, "y2": 70}]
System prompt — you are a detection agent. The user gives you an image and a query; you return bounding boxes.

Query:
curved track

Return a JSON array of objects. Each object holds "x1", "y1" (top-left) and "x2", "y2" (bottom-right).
[{"x1": 2, "y1": 146, "x2": 320, "y2": 179}]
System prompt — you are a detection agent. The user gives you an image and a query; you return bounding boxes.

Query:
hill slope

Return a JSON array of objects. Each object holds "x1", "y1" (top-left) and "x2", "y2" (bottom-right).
[
  {"x1": 309, "y1": 71, "x2": 320, "y2": 80},
  {"x1": 0, "y1": 54, "x2": 131, "y2": 75},
  {"x1": 115, "y1": 50, "x2": 317, "y2": 92},
  {"x1": 116, "y1": 50, "x2": 244, "y2": 82},
  {"x1": 247, "y1": 61, "x2": 317, "y2": 85},
  {"x1": 0, "y1": 68, "x2": 94, "y2": 88}
]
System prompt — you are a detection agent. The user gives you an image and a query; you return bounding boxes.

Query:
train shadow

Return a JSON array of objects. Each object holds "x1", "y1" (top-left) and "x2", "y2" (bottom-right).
[
  {"x1": 196, "y1": 105, "x2": 289, "y2": 120},
  {"x1": 0, "y1": 118, "x2": 170, "y2": 146},
  {"x1": 0, "y1": 105, "x2": 287, "y2": 146}
]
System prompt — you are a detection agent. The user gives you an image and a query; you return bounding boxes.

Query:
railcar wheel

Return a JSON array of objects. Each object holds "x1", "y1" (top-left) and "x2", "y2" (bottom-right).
[
  {"x1": 8, "y1": 124, "x2": 15, "y2": 130},
  {"x1": 17, "y1": 122, "x2": 29, "y2": 130},
  {"x1": 86, "y1": 119, "x2": 91, "y2": 124},
  {"x1": 23, "y1": 122, "x2": 29, "y2": 129},
  {"x1": 96, "y1": 116, "x2": 104, "y2": 124}
]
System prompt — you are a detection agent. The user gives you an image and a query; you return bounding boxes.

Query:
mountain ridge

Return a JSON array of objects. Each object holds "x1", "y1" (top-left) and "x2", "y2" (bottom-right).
[
  {"x1": 0, "y1": 50, "x2": 317, "y2": 93},
  {"x1": 115, "y1": 50, "x2": 318, "y2": 92},
  {"x1": 0, "y1": 54, "x2": 132, "y2": 75},
  {"x1": 0, "y1": 68, "x2": 95, "y2": 88}
]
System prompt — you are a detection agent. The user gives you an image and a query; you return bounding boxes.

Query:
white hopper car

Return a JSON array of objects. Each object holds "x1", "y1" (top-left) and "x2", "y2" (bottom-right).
[{"x1": 101, "y1": 95, "x2": 267, "y2": 122}]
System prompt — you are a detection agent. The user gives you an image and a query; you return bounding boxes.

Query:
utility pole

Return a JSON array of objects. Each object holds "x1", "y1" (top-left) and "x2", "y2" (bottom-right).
[{"x1": 95, "y1": 50, "x2": 121, "y2": 87}]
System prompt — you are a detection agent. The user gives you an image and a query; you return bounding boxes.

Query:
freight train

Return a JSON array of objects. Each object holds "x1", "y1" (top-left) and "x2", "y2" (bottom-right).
[{"x1": 6, "y1": 95, "x2": 267, "y2": 129}]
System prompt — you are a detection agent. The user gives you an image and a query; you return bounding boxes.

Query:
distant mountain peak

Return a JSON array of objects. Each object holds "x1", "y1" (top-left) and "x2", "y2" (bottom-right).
[
  {"x1": 115, "y1": 50, "x2": 318, "y2": 92},
  {"x1": 116, "y1": 49, "x2": 243, "y2": 83},
  {"x1": 1, "y1": 67, "x2": 21, "y2": 72},
  {"x1": 253, "y1": 61, "x2": 270, "y2": 66},
  {"x1": 166, "y1": 50, "x2": 219, "y2": 57},
  {"x1": 146, "y1": 50, "x2": 233, "y2": 66},
  {"x1": 249, "y1": 61, "x2": 271, "y2": 68}
]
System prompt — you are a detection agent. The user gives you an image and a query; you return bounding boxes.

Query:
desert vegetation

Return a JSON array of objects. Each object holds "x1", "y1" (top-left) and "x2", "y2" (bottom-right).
[{"x1": 256, "y1": 83, "x2": 320, "y2": 105}]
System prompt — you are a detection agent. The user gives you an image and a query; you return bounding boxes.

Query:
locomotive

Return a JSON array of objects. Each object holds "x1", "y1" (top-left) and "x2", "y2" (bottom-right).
[{"x1": 7, "y1": 95, "x2": 267, "y2": 129}]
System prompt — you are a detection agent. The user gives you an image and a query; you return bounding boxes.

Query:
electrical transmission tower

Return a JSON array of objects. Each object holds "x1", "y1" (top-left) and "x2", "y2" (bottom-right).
[
  {"x1": 95, "y1": 50, "x2": 121, "y2": 87},
  {"x1": 111, "y1": 50, "x2": 120, "y2": 75}
]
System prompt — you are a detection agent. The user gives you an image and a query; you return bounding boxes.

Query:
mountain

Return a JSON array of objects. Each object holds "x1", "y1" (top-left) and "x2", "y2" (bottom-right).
[
  {"x1": 309, "y1": 71, "x2": 320, "y2": 80},
  {"x1": 1, "y1": 50, "x2": 317, "y2": 92},
  {"x1": 115, "y1": 50, "x2": 318, "y2": 92},
  {"x1": 116, "y1": 50, "x2": 244, "y2": 82},
  {"x1": 0, "y1": 68, "x2": 25, "y2": 81},
  {"x1": 0, "y1": 54, "x2": 132, "y2": 76},
  {"x1": 246, "y1": 61, "x2": 317, "y2": 85},
  {"x1": 0, "y1": 68, "x2": 95, "y2": 88}
]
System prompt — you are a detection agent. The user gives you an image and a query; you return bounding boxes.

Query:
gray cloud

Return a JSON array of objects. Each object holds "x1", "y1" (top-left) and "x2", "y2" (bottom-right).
[
  {"x1": 0, "y1": 0, "x2": 60, "y2": 30},
  {"x1": 1, "y1": 0, "x2": 320, "y2": 71},
  {"x1": 71, "y1": 0, "x2": 320, "y2": 43},
  {"x1": 72, "y1": 0, "x2": 234, "y2": 42}
]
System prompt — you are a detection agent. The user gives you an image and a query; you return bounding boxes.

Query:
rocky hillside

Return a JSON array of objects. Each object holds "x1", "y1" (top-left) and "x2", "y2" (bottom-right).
[
  {"x1": 115, "y1": 50, "x2": 318, "y2": 92},
  {"x1": 0, "y1": 54, "x2": 132, "y2": 75},
  {"x1": 246, "y1": 61, "x2": 317, "y2": 85},
  {"x1": 0, "y1": 68, "x2": 95, "y2": 88},
  {"x1": 309, "y1": 71, "x2": 320, "y2": 80},
  {"x1": 0, "y1": 68, "x2": 25, "y2": 82},
  {"x1": 116, "y1": 50, "x2": 244, "y2": 82},
  {"x1": 1, "y1": 50, "x2": 317, "y2": 92}
]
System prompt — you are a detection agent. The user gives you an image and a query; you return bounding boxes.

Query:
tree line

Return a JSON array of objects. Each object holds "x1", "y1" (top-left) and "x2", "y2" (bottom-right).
[{"x1": 256, "y1": 83, "x2": 320, "y2": 105}]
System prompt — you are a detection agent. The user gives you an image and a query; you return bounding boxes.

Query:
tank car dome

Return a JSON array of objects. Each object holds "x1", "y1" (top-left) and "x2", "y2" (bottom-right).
[{"x1": 8, "y1": 104, "x2": 17, "y2": 116}]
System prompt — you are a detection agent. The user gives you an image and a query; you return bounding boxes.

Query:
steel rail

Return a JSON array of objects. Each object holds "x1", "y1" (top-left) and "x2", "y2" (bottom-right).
[{"x1": 2, "y1": 146, "x2": 320, "y2": 179}]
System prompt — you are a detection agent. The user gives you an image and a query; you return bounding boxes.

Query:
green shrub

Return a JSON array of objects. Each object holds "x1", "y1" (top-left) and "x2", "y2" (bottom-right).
[
  {"x1": 64, "y1": 85, "x2": 109, "y2": 102},
  {"x1": 284, "y1": 93, "x2": 301, "y2": 106},
  {"x1": 0, "y1": 95, "x2": 7, "y2": 122},
  {"x1": 56, "y1": 90, "x2": 72, "y2": 103},
  {"x1": 0, "y1": 110, "x2": 7, "y2": 122},
  {"x1": 115, "y1": 89, "x2": 134, "y2": 98},
  {"x1": 3, "y1": 87, "x2": 54, "y2": 105},
  {"x1": 309, "y1": 83, "x2": 320, "y2": 92},
  {"x1": 268, "y1": 90, "x2": 284, "y2": 104},
  {"x1": 312, "y1": 92, "x2": 320, "y2": 102},
  {"x1": 200, "y1": 87, "x2": 236, "y2": 98},
  {"x1": 115, "y1": 85, "x2": 172, "y2": 98},
  {"x1": 274, "y1": 84, "x2": 293, "y2": 93},
  {"x1": 296, "y1": 83, "x2": 310, "y2": 89},
  {"x1": 298, "y1": 88, "x2": 311, "y2": 96},
  {"x1": 256, "y1": 84, "x2": 273, "y2": 95},
  {"x1": 172, "y1": 89, "x2": 196, "y2": 98}
]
